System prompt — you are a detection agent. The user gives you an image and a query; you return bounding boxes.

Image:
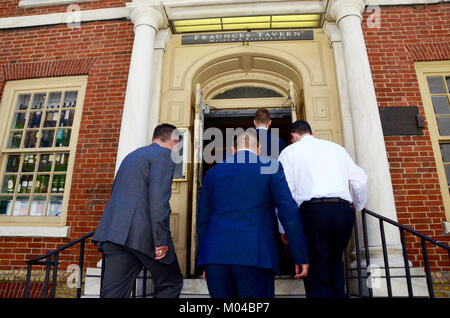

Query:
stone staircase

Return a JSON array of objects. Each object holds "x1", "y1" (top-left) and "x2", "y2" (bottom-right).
[{"x1": 83, "y1": 266, "x2": 306, "y2": 298}]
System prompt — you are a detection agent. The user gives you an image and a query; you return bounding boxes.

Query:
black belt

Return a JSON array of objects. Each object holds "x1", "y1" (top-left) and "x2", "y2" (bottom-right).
[{"x1": 304, "y1": 197, "x2": 351, "y2": 205}]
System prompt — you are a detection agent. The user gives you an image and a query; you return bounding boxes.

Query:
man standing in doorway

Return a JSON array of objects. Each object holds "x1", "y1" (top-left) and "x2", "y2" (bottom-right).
[
  {"x1": 93, "y1": 124, "x2": 184, "y2": 298},
  {"x1": 254, "y1": 108, "x2": 292, "y2": 270},
  {"x1": 254, "y1": 108, "x2": 285, "y2": 159},
  {"x1": 279, "y1": 120, "x2": 368, "y2": 298}
]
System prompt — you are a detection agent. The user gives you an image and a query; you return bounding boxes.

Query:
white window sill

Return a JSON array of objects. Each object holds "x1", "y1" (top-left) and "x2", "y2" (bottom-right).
[
  {"x1": 19, "y1": 0, "x2": 94, "y2": 8},
  {"x1": 0, "y1": 226, "x2": 69, "y2": 237}
]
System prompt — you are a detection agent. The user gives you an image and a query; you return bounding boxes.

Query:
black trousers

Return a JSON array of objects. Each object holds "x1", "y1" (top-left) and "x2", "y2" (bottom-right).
[
  {"x1": 204, "y1": 264, "x2": 275, "y2": 298},
  {"x1": 300, "y1": 201, "x2": 355, "y2": 298},
  {"x1": 100, "y1": 242, "x2": 183, "y2": 298}
]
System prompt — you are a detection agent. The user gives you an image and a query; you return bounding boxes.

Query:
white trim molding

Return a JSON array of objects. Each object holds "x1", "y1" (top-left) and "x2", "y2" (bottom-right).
[
  {"x1": 0, "y1": 226, "x2": 70, "y2": 237},
  {"x1": 0, "y1": 7, "x2": 129, "y2": 29},
  {"x1": 19, "y1": 0, "x2": 95, "y2": 8}
]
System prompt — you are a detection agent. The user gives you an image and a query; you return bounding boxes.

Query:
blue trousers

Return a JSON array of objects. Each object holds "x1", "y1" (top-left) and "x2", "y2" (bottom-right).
[
  {"x1": 300, "y1": 202, "x2": 355, "y2": 298},
  {"x1": 204, "y1": 264, "x2": 275, "y2": 298}
]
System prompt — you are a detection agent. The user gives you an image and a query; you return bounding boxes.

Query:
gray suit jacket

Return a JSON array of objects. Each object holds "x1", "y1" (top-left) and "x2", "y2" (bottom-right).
[{"x1": 93, "y1": 143, "x2": 176, "y2": 264}]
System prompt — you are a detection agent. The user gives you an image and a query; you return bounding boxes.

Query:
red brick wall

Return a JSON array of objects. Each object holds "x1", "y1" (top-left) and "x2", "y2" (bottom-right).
[
  {"x1": 0, "y1": 0, "x2": 128, "y2": 18},
  {"x1": 0, "y1": 19, "x2": 134, "y2": 271},
  {"x1": 362, "y1": 3, "x2": 450, "y2": 271}
]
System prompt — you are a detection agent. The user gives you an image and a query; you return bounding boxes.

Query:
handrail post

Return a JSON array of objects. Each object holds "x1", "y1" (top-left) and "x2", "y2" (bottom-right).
[
  {"x1": 51, "y1": 253, "x2": 59, "y2": 298},
  {"x1": 24, "y1": 263, "x2": 32, "y2": 298},
  {"x1": 420, "y1": 238, "x2": 434, "y2": 298},
  {"x1": 361, "y1": 210, "x2": 373, "y2": 297},
  {"x1": 43, "y1": 259, "x2": 51, "y2": 298},
  {"x1": 379, "y1": 220, "x2": 392, "y2": 297},
  {"x1": 353, "y1": 219, "x2": 363, "y2": 297},
  {"x1": 400, "y1": 229, "x2": 414, "y2": 298},
  {"x1": 77, "y1": 239, "x2": 86, "y2": 298}
]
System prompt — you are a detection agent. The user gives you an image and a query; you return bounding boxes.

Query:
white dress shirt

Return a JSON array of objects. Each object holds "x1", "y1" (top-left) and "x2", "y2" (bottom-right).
[{"x1": 277, "y1": 135, "x2": 369, "y2": 232}]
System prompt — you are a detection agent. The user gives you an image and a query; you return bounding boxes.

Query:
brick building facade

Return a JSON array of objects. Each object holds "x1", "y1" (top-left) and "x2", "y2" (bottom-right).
[{"x1": 0, "y1": 0, "x2": 449, "y2": 297}]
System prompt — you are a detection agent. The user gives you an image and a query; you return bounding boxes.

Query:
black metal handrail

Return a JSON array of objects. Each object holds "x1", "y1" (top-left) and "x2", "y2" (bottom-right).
[
  {"x1": 23, "y1": 231, "x2": 154, "y2": 298},
  {"x1": 23, "y1": 207, "x2": 450, "y2": 298},
  {"x1": 24, "y1": 231, "x2": 94, "y2": 298},
  {"x1": 345, "y1": 208, "x2": 450, "y2": 298}
]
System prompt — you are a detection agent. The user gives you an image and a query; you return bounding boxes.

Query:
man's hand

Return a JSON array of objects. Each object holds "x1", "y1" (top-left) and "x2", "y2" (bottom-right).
[
  {"x1": 294, "y1": 264, "x2": 309, "y2": 279},
  {"x1": 280, "y1": 233, "x2": 289, "y2": 246},
  {"x1": 202, "y1": 271, "x2": 206, "y2": 281},
  {"x1": 155, "y1": 246, "x2": 168, "y2": 260}
]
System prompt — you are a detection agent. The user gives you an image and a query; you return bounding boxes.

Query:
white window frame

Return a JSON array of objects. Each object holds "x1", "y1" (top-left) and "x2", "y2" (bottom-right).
[{"x1": 0, "y1": 76, "x2": 87, "y2": 236}]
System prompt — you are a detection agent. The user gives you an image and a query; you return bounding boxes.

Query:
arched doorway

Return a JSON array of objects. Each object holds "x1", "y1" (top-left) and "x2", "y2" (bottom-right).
[
  {"x1": 188, "y1": 52, "x2": 306, "y2": 275},
  {"x1": 159, "y1": 32, "x2": 343, "y2": 277}
]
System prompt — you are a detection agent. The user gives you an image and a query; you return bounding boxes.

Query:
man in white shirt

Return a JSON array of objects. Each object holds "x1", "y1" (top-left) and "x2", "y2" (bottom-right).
[{"x1": 278, "y1": 120, "x2": 368, "y2": 298}]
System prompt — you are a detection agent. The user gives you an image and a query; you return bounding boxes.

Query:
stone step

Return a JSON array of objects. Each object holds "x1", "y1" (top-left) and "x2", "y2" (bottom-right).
[{"x1": 83, "y1": 267, "x2": 305, "y2": 298}]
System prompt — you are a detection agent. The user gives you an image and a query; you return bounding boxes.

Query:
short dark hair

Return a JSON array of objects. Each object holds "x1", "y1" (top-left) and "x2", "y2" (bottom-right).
[
  {"x1": 152, "y1": 123, "x2": 178, "y2": 142},
  {"x1": 254, "y1": 108, "x2": 271, "y2": 125},
  {"x1": 289, "y1": 120, "x2": 312, "y2": 136}
]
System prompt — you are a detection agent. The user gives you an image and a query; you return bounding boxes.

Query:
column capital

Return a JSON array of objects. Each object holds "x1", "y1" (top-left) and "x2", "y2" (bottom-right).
[
  {"x1": 327, "y1": 0, "x2": 366, "y2": 25},
  {"x1": 127, "y1": 5, "x2": 165, "y2": 31}
]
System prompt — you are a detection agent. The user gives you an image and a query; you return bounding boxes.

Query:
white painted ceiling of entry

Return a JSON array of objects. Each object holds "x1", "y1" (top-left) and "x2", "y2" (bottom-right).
[{"x1": 193, "y1": 53, "x2": 303, "y2": 102}]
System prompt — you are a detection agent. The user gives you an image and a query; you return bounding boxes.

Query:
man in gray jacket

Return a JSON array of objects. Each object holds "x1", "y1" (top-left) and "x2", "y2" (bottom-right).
[{"x1": 93, "y1": 123, "x2": 183, "y2": 298}]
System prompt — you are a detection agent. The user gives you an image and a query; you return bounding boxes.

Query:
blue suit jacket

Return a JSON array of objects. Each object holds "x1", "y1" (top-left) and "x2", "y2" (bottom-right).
[
  {"x1": 93, "y1": 143, "x2": 176, "y2": 264},
  {"x1": 196, "y1": 150, "x2": 308, "y2": 274}
]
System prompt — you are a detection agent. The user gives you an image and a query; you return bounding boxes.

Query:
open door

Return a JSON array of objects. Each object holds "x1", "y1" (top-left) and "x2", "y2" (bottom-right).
[
  {"x1": 190, "y1": 83, "x2": 205, "y2": 275},
  {"x1": 289, "y1": 80, "x2": 297, "y2": 122}
]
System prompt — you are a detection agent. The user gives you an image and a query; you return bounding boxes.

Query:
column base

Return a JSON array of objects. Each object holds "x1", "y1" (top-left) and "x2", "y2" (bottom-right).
[{"x1": 349, "y1": 266, "x2": 429, "y2": 297}]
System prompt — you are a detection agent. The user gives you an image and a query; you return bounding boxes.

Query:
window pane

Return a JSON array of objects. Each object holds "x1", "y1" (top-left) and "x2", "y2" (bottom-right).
[
  {"x1": 55, "y1": 129, "x2": 71, "y2": 147},
  {"x1": 16, "y1": 94, "x2": 31, "y2": 110},
  {"x1": 47, "y1": 92, "x2": 62, "y2": 109},
  {"x1": 11, "y1": 112, "x2": 26, "y2": 129},
  {"x1": 44, "y1": 111, "x2": 59, "y2": 127},
  {"x1": 1, "y1": 175, "x2": 16, "y2": 194},
  {"x1": 51, "y1": 175, "x2": 66, "y2": 193},
  {"x1": 28, "y1": 111, "x2": 43, "y2": 128},
  {"x1": 22, "y1": 154, "x2": 37, "y2": 172},
  {"x1": 17, "y1": 175, "x2": 33, "y2": 194},
  {"x1": 31, "y1": 93, "x2": 46, "y2": 110},
  {"x1": 427, "y1": 76, "x2": 446, "y2": 94},
  {"x1": 30, "y1": 197, "x2": 46, "y2": 216},
  {"x1": 436, "y1": 117, "x2": 450, "y2": 136},
  {"x1": 0, "y1": 196, "x2": 13, "y2": 215},
  {"x1": 60, "y1": 110, "x2": 74, "y2": 127},
  {"x1": 445, "y1": 165, "x2": 450, "y2": 186},
  {"x1": 446, "y1": 76, "x2": 450, "y2": 93},
  {"x1": 7, "y1": 131, "x2": 22, "y2": 148},
  {"x1": 431, "y1": 96, "x2": 450, "y2": 115},
  {"x1": 47, "y1": 196, "x2": 63, "y2": 216},
  {"x1": 63, "y1": 91, "x2": 78, "y2": 108},
  {"x1": 54, "y1": 153, "x2": 69, "y2": 172},
  {"x1": 12, "y1": 196, "x2": 30, "y2": 216},
  {"x1": 40, "y1": 130, "x2": 55, "y2": 148},
  {"x1": 24, "y1": 130, "x2": 38, "y2": 148},
  {"x1": 38, "y1": 154, "x2": 53, "y2": 172},
  {"x1": 6, "y1": 155, "x2": 20, "y2": 173},
  {"x1": 35, "y1": 175, "x2": 50, "y2": 194}
]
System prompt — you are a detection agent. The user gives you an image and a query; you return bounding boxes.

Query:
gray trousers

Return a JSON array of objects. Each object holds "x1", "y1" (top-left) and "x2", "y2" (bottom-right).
[{"x1": 100, "y1": 241, "x2": 183, "y2": 298}]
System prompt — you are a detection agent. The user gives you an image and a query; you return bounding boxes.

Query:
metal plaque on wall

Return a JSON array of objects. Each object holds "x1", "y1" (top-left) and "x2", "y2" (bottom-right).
[
  {"x1": 182, "y1": 30, "x2": 314, "y2": 45},
  {"x1": 379, "y1": 106, "x2": 424, "y2": 136}
]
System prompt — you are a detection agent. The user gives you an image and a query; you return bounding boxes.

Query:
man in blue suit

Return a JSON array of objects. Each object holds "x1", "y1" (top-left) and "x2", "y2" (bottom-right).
[
  {"x1": 93, "y1": 124, "x2": 183, "y2": 298},
  {"x1": 196, "y1": 130, "x2": 309, "y2": 298}
]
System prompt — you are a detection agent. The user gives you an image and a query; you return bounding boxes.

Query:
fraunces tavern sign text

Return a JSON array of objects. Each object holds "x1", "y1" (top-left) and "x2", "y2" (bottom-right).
[{"x1": 182, "y1": 30, "x2": 314, "y2": 45}]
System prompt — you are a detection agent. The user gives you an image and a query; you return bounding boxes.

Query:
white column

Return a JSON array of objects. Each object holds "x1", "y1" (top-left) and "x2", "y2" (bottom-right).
[
  {"x1": 147, "y1": 29, "x2": 171, "y2": 144},
  {"x1": 324, "y1": 22, "x2": 356, "y2": 160},
  {"x1": 115, "y1": 6, "x2": 164, "y2": 173},
  {"x1": 328, "y1": 0, "x2": 403, "y2": 264}
]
